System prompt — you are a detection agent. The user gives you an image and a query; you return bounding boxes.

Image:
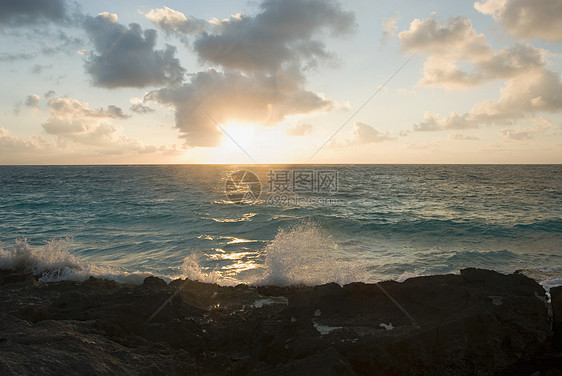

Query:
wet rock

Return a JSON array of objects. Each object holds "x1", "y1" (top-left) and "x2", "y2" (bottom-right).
[
  {"x1": 142, "y1": 276, "x2": 167, "y2": 290},
  {"x1": 0, "y1": 268, "x2": 558, "y2": 375},
  {"x1": 551, "y1": 286, "x2": 562, "y2": 350}
]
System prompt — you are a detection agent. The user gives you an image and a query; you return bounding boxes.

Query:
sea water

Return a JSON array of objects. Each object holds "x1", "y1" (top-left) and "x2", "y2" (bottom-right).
[{"x1": 0, "y1": 165, "x2": 560, "y2": 288}]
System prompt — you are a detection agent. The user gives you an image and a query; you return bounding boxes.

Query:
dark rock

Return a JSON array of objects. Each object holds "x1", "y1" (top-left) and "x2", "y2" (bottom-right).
[
  {"x1": 551, "y1": 286, "x2": 562, "y2": 350},
  {"x1": 142, "y1": 276, "x2": 168, "y2": 290},
  {"x1": 0, "y1": 268, "x2": 558, "y2": 375}
]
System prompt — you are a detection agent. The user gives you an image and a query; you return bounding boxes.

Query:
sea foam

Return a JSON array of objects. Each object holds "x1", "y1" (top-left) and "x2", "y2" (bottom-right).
[
  {"x1": 180, "y1": 222, "x2": 366, "y2": 286},
  {"x1": 0, "y1": 238, "x2": 151, "y2": 284}
]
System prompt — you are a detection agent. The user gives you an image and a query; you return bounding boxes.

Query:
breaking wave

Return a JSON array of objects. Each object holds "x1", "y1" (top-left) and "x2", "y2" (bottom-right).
[{"x1": 0, "y1": 238, "x2": 151, "y2": 284}]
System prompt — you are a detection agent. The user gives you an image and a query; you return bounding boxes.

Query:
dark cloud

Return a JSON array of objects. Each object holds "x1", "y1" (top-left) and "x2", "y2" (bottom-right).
[
  {"x1": 24, "y1": 94, "x2": 40, "y2": 108},
  {"x1": 32, "y1": 64, "x2": 52, "y2": 74},
  {"x1": 191, "y1": 0, "x2": 356, "y2": 72},
  {"x1": 147, "y1": 0, "x2": 355, "y2": 73},
  {"x1": 130, "y1": 103, "x2": 155, "y2": 114},
  {"x1": 83, "y1": 13, "x2": 185, "y2": 88},
  {"x1": 0, "y1": 0, "x2": 67, "y2": 26},
  {"x1": 145, "y1": 68, "x2": 334, "y2": 147},
  {"x1": 40, "y1": 30, "x2": 84, "y2": 56}
]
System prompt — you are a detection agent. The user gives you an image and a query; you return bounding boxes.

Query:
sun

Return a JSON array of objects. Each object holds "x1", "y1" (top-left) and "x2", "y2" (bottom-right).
[
  {"x1": 203, "y1": 121, "x2": 306, "y2": 164},
  {"x1": 221, "y1": 122, "x2": 257, "y2": 152}
]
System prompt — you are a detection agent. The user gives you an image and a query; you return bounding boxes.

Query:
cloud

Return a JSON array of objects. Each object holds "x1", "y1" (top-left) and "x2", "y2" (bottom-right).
[
  {"x1": 413, "y1": 112, "x2": 477, "y2": 131},
  {"x1": 192, "y1": 0, "x2": 355, "y2": 73},
  {"x1": 146, "y1": 68, "x2": 334, "y2": 147},
  {"x1": 144, "y1": 6, "x2": 207, "y2": 36},
  {"x1": 352, "y1": 122, "x2": 395, "y2": 143},
  {"x1": 130, "y1": 103, "x2": 154, "y2": 114},
  {"x1": 0, "y1": 52, "x2": 36, "y2": 62},
  {"x1": 475, "y1": 0, "x2": 562, "y2": 41},
  {"x1": 0, "y1": 125, "x2": 41, "y2": 152},
  {"x1": 44, "y1": 90, "x2": 56, "y2": 99},
  {"x1": 399, "y1": 15, "x2": 490, "y2": 57},
  {"x1": 39, "y1": 30, "x2": 84, "y2": 56},
  {"x1": 142, "y1": 0, "x2": 355, "y2": 148},
  {"x1": 129, "y1": 98, "x2": 155, "y2": 114},
  {"x1": 449, "y1": 133, "x2": 480, "y2": 141},
  {"x1": 146, "y1": 0, "x2": 356, "y2": 73},
  {"x1": 0, "y1": 0, "x2": 67, "y2": 26},
  {"x1": 42, "y1": 97, "x2": 131, "y2": 145},
  {"x1": 24, "y1": 94, "x2": 40, "y2": 108},
  {"x1": 82, "y1": 12, "x2": 185, "y2": 88},
  {"x1": 40, "y1": 96, "x2": 163, "y2": 155},
  {"x1": 498, "y1": 118, "x2": 552, "y2": 140},
  {"x1": 400, "y1": 13, "x2": 562, "y2": 132},
  {"x1": 400, "y1": 15, "x2": 545, "y2": 88},
  {"x1": 382, "y1": 12, "x2": 400, "y2": 38},
  {"x1": 331, "y1": 122, "x2": 395, "y2": 147},
  {"x1": 31, "y1": 64, "x2": 52, "y2": 74},
  {"x1": 413, "y1": 68, "x2": 562, "y2": 131},
  {"x1": 286, "y1": 123, "x2": 314, "y2": 136}
]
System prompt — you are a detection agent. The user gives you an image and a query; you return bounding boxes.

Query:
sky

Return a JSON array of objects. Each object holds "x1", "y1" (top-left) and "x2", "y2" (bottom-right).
[{"x1": 0, "y1": 0, "x2": 561, "y2": 164}]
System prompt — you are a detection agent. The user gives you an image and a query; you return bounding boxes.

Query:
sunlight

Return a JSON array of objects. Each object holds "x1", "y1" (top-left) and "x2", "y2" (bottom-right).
[{"x1": 221, "y1": 122, "x2": 257, "y2": 152}]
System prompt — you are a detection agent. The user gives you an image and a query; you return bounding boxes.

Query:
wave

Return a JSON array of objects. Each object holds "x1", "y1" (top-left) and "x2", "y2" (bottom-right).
[
  {"x1": 181, "y1": 222, "x2": 366, "y2": 286},
  {"x1": 514, "y1": 218, "x2": 562, "y2": 233},
  {"x1": 2, "y1": 224, "x2": 560, "y2": 291},
  {"x1": 0, "y1": 238, "x2": 151, "y2": 284}
]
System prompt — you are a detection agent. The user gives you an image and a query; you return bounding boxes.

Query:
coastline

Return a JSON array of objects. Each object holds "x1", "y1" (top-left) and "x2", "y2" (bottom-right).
[{"x1": 1, "y1": 268, "x2": 561, "y2": 375}]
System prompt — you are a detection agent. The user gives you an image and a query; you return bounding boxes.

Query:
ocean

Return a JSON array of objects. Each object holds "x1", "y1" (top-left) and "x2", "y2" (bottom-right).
[{"x1": 1, "y1": 165, "x2": 561, "y2": 289}]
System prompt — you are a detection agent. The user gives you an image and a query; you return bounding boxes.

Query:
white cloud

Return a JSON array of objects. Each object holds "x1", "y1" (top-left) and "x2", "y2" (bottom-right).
[
  {"x1": 400, "y1": 13, "x2": 562, "y2": 132},
  {"x1": 144, "y1": 6, "x2": 207, "y2": 36},
  {"x1": 331, "y1": 122, "x2": 395, "y2": 147},
  {"x1": 382, "y1": 12, "x2": 400, "y2": 38},
  {"x1": 399, "y1": 15, "x2": 490, "y2": 58},
  {"x1": 449, "y1": 133, "x2": 480, "y2": 141},
  {"x1": 413, "y1": 112, "x2": 477, "y2": 131},
  {"x1": 286, "y1": 123, "x2": 314, "y2": 136},
  {"x1": 475, "y1": 0, "x2": 562, "y2": 41},
  {"x1": 41, "y1": 97, "x2": 157, "y2": 154},
  {"x1": 400, "y1": 15, "x2": 545, "y2": 89},
  {"x1": 0, "y1": 125, "x2": 42, "y2": 153},
  {"x1": 499, "y1": 118, "x2": 552, "y2": 140}
]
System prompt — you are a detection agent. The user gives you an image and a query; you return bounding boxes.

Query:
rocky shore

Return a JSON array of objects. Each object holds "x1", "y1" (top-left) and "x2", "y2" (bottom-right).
[{"x1": 0, "y1": 268, "x2": 560, "y2": 375}]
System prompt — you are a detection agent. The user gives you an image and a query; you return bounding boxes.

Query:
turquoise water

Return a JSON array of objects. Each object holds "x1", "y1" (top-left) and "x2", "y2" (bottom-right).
[{"x1": 0, "y1": 165, "x2": 561, "y2": 286}]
